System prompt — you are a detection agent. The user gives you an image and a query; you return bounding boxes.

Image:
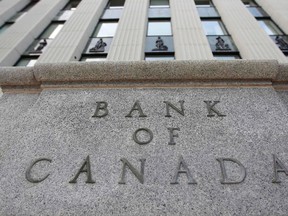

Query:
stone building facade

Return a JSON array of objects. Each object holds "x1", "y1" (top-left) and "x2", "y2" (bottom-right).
[{"x1": 1, "y1": 0, "x2": 288, "y2": 215}]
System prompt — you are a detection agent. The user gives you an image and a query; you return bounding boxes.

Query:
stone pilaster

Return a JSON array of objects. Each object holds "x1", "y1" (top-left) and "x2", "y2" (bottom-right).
[
  {"x1": 37, "y1": 0, "x2": 109, "y2": 63},
  {"x1": 0, "y1": 0, "x2": 68, "y2": 66},
  {"x1": 256, "y1": 0, "x2": 288, "y2": 34},
  {"x1": 107, "y1": 0, "x2": 149, "y2": 61},
  {"x1": 213, "y1": 0, "x2": 287, "y2": 63},
  {"x1": 0, "y1": 0, "x2": 30, "y2": 26},
  {"x1": 170, "y1": 0, "x2": 213, "y2": 60}
]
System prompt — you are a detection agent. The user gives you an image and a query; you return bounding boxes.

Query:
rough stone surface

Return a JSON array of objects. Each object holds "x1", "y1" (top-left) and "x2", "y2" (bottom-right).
[
  {"x1": 34, "y1": 60, "x2": 278, "y2": 83},
  {"x1": 0, "y1": 61, "x2": 283, "y2": 88},
  {"x1": 1, "y1": 87, "x2": 288, "y2": 215},
  {"x1": 0, "y1": 66, "x2": 39, "y2": 86},
  {"x1": 275, "y1": 63, "x2": 288, "y2": 82}
]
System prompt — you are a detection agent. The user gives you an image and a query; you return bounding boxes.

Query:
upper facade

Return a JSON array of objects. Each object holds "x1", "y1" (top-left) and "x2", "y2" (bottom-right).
[{"x1": 0, "y1": 0, "x2": 287, "y2": 66}]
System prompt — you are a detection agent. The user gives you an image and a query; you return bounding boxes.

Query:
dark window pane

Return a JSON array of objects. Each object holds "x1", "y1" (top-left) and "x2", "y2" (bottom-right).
[
  {"x1": 207, "y1": 35, "x2": 238, "y2": 52},
  {"x1": 145, "y1": 36, "x2": 174, "y2": 52},
  {"x1": 83, "y1": 38, "x2": 113, "y2": 54},
  {"x1": 109, "y1": 0, "x2": 125, "y2": 8},
  {"x1": 195, "y1": 0, "x2": 212, "y2": 7},
  {"x1": 150, "y1": 0, "x2": 169, "y2": 8},
  {"x1": 15, "y1": 58, "x2": 38, "y2": 67}
]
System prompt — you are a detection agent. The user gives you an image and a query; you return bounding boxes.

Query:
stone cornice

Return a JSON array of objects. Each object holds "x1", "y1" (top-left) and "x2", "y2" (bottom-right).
[{"x1": 0, "y1": 60, "x2": 287, "y2": 90}]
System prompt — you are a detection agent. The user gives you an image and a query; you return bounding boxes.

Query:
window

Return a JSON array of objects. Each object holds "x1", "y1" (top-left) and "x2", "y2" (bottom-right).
[
  {"x1": 147, "y1": 21, "x2": 172, "y2": 36},
  {"x1": 244, "y1": 0, "x2": 288, "y2": 54},
  {"x1": 145, "y1": 55, "x2": 174, "y2": 61},
  {"x1": 214, "y1": 55, "x2": 241, "y2": 60},
  {"x1": 202, "y1": 20, "x2": 227, "y2": 35},
  {"x1": 145, "y1": 19, "x2": 174, "y2": 60},
  {"x1": 54, "y1": 0, "x2": 81, "y2": 21},
  {"x1": 92, "y1": 22, "x2": 118, "y2": 37},
  {"x1": 195, "y1": 0, "x2": 212, "y2": 7},
  {"x1": 195, "y1": 0, "x2": 219, "y2": 18},
  {"x1": 15, "y1": 58, "x2": 38, "y2": 67},
  {"x1": 108, "y1": 0, "x2": 125, "y2": 9},
  {"x1": 81, "y1": 5, "x2": 120, "y2": 61},
  {"x1": 258, "y1": 20, "x2": 283, "y2": 36},
  {"x1": 15, "y1": 0, "x2": 81, "y2": 67},
  {"x1": 242, "y1": 0, "x2": 257, "y2": 7},
  {"x1": 40, "y1": 23, "x2": 64, "y2": 39},
  {"x1": 150, "y1": 0, "x2": 169, "y2": 8},
  {"x1": 81, "y1": 57, "x2": 107, "y2": 62},
  {"x1": 201, "y1": 19, "x2": 240, "y2": 58}
]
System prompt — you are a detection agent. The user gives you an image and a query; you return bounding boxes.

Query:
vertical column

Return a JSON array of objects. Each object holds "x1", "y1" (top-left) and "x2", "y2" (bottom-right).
[
  {"x1": 37, "y1": 0, "x2": 108, "y2": 63},
  {"x1": 170, "y1": 0, "x2": 213, "y2": 60},
  {"x1": 0, "y1": 0, "x2": 30, "y2": 26},
  {"x1": 0, "y1": 0, "x2": 68, "y2": 66},
  {"x1": 213, "y1": 0, "x2": 287, "y2": 63},
  {"x1": 107, "y1": 0, "x2": 149, "y2": 61},
  {"x1": 256, "y1": 0, "x2": 288, "y2": 34}
]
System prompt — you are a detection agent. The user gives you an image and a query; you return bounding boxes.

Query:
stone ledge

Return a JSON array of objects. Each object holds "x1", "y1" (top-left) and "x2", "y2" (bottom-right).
[
  {"x1": 275, "y1": 63, "x2": 288, "y2": 82},
  {"x1": 0, "y1": 66, "x2": 39, "y2": 86},
  {"x1": 0, "y1": 60, "x2": 284, "y2": 89}
]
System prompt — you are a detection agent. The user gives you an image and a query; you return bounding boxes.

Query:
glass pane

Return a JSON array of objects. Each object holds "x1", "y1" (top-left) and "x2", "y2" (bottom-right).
[
  {"x1": 40, "y1": 24, "x2": 64, "y2": 39},
  {"x1": 214, "y1": 55, "x2": 240, "y2": 60},
  {"x1": 150, "y1": 0, "x2": 169, "y2": 8},
  {"x1": 247, "y1": 7, "x2": 268, "y2": 17},
  {"x1": 109, "y1": 0, "x2": 125, "y2": 8},
  {"x1": 202, "y1": 20, "x2": 226, "y2": 35},
  {"x1": 81, "y1": 57, "x2": 107, "y2": 62},
  {"x1": 145, "y1": 56, "x2": 174, "y2": 61},
  {"x1": 0, "y1": 23, "x2": 12, "y2": 34},
  {"x1": 258, "y1": 20, "x2": 283, "y2": 35},
  {"x1": 195, "y1": 0, "x2": 211, "y2": 7},
  {"x1": 197, "y1": 7, "x2": 219, "y2": 17},
  {"x1": 55, "y1": 10, "x2": 74, "y2": 21},
  {"x1": 93, "y1": 22, "x2": 118, "y2": 37},
  {"x1": 148, "y1": 21, "x2": 172, "y2": 36},
  {"x1": 64, "y1": 0, "x2": 81, "y2": 10},
  {"x1": 242, "y1": 0, "x2": 257, "y2": 6},
  {"x1": 15, "y1": 58, "x2": 38, "y2": 67}
]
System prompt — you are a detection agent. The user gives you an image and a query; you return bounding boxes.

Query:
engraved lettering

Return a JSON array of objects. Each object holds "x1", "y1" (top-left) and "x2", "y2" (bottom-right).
[
  {"x1": 125, "y1": 101, "x2": 147, "y2": 118},
  {"x1": 171, "y1": 156, "x2": 197, "y2": 184},
  {"x1": 204, "y1": 101, "x2": 226, "y2": 117},
  {"x1": 272, "y1": 154, "x2": 288, "y2": 183},
  {"x1": 25, "y1": 158, "x2": 52, "y2": 183},
  {"x1": 133, "y1": 128, "x2": 153, "y2": 145},
  {"x1": 92, "y1": 101, "x2": 108, "y2": 118},
  {"x1": 168, "y1": 128, "x2": 180, "y2": 145},
  {"x1": 164, "y1": 101, "x2": 185, "y2": 117},
  {"x1": 216, "y1": 158, "x2": 246, "y2": 184},
  {"x1": 69, "y1": 156, "x2": 95, "y2": 184},
  {"x1": 119, "y1": 158, "x2": 146, "y2": 184}
]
